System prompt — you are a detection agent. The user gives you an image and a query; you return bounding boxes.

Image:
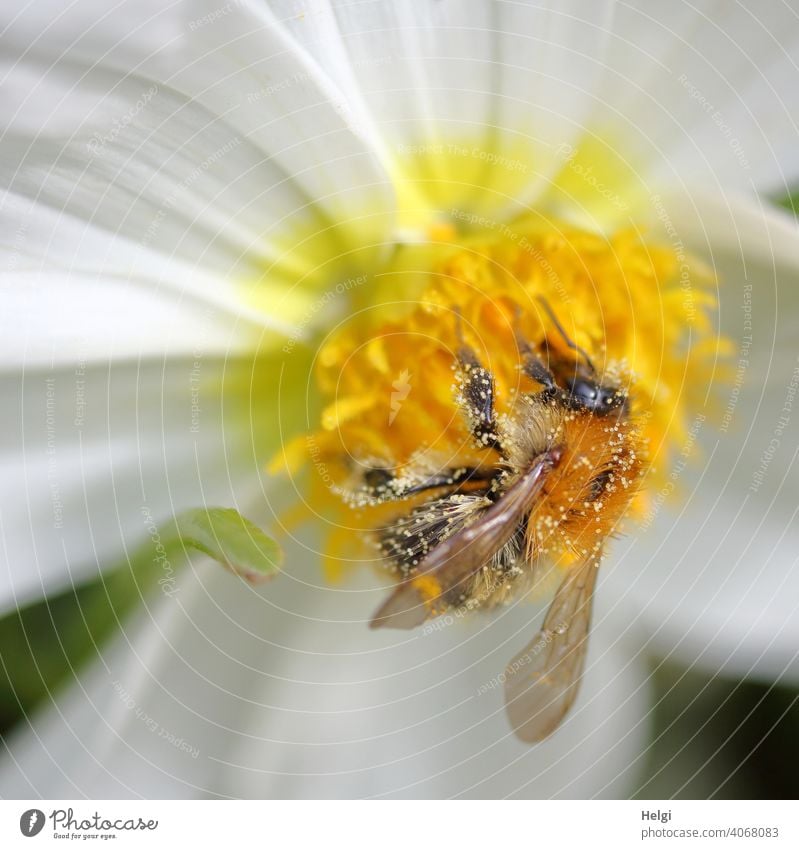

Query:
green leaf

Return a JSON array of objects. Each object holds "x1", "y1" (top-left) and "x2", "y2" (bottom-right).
[
  {"x1": 173, "y1": 507, "x2": 282, "y2": 583},
  {"x1": 0, "y1": 568, "x2": 151, "y2": 734},
  {"x1": 0, "y1": 507, "x2": 280, "y2": 736},
  {"x1": 775, "y1": 191, "x2": 799, "y2": 216}
]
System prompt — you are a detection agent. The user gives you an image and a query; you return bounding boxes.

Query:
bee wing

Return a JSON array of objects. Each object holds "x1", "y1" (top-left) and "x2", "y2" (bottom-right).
[
  {"x1": 503, "y1": 555, "x2": 599, "y2": 742},
  {"x1": 370, "y1": 449, "x2": 561, "y2": 630}
]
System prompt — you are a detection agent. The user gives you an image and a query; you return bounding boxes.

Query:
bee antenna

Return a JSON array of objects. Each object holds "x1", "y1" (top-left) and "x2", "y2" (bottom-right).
[
  {"x1": 536, "y1": 296, "x2": 596, "y2": 374},
  {"x1": 510, "y1": 302, "x2": 536, "y2": 360}
]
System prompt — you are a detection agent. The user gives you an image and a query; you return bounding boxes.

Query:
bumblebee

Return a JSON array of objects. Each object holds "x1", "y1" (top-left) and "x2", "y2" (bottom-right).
[{"x1": 349, "y1": 299, "x2": 644, "y2": 742}]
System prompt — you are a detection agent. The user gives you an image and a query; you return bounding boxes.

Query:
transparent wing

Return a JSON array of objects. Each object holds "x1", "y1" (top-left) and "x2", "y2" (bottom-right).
[
  {"x1": 503, "y1": 556, "x2": 599, "y2": 742},
  {"x1": 370, "y1": 450, "x2": 561, "y2": 630}
]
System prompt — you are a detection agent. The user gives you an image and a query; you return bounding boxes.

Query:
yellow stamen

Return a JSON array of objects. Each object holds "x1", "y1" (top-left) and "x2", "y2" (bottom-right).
[{"x1": 294, "y1": 218, "x2": 727, "y2": 580}]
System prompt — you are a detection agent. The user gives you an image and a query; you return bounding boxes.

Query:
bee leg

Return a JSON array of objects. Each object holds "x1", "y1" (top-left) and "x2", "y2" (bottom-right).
[
  {"x1": 363, "y1": 465, "x2": 495, "y2": 501},
  {"x1": 522, "y1": 354, "x2": 557, "y2": 392},
  {"x1": 404, "y1": 466, "x2": 496, "y2": 495},
  {"x1": 450, "y1": 306, "x2": 505, "y2": 453},
  {"x1": 455, "y1": 343, "x2": 505, "y2": 453}
]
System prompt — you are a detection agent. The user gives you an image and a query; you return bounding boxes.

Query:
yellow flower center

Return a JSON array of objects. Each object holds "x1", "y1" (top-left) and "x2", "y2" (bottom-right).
[{"x1": 281, "y1": 216, "x2": 727, "y2": 581}]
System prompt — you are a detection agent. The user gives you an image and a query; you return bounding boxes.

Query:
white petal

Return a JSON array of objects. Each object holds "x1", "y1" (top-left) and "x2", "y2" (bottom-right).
[
  {"x1": 0, "y1": 538, "x2": 651, "y2": 799},
  {"x1": 524, "y1": 4, "x2": 799, "y2": 227},
  {"x1": 599, "y1": 1, "x2": 799, "y2": 194},
  {"x1": 648, "y1": 189, "x2": 799, "y2": 272},
  {"x1": 0, "y1": 350, "x2": 299, "y2": 613},
  {"x1": 275, "y1": 0, "x2": 614, "y2": 143},
  {"x1": 1, "y1": 1, "x2": 396, "y2": 232},
  {"x1": 0, "y1": 202, "x2": 265, "y2": 365},
  {"x1": 263, "y1": 1, "x2": 799, "y2": 226},
  {"x1": 1, "y1": 3, "x2": 399, "y2": 362},
  {"x1": 605, "y1": 194, "x2": 799, "y2": 683},
  {"x1": 269, "y1": 0, "x2": 616, "y2": 220}
]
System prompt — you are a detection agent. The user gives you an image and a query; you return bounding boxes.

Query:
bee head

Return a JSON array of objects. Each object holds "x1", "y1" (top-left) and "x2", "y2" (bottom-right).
[
  {"x1": 532, "y1": 296, "x2": 628, "y2": 417},
  {"x1": 563, "y1": 372, "x2": 628, "y2": 416}
]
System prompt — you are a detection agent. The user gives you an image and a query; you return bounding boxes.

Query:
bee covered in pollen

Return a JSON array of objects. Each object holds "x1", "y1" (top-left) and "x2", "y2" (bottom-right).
[
  {"x1": 337, "y1": 297, "x2": 644, "y2": 742},
  {"x1": 300, "y1": 226, "x2": 720, "y2": 743}
]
